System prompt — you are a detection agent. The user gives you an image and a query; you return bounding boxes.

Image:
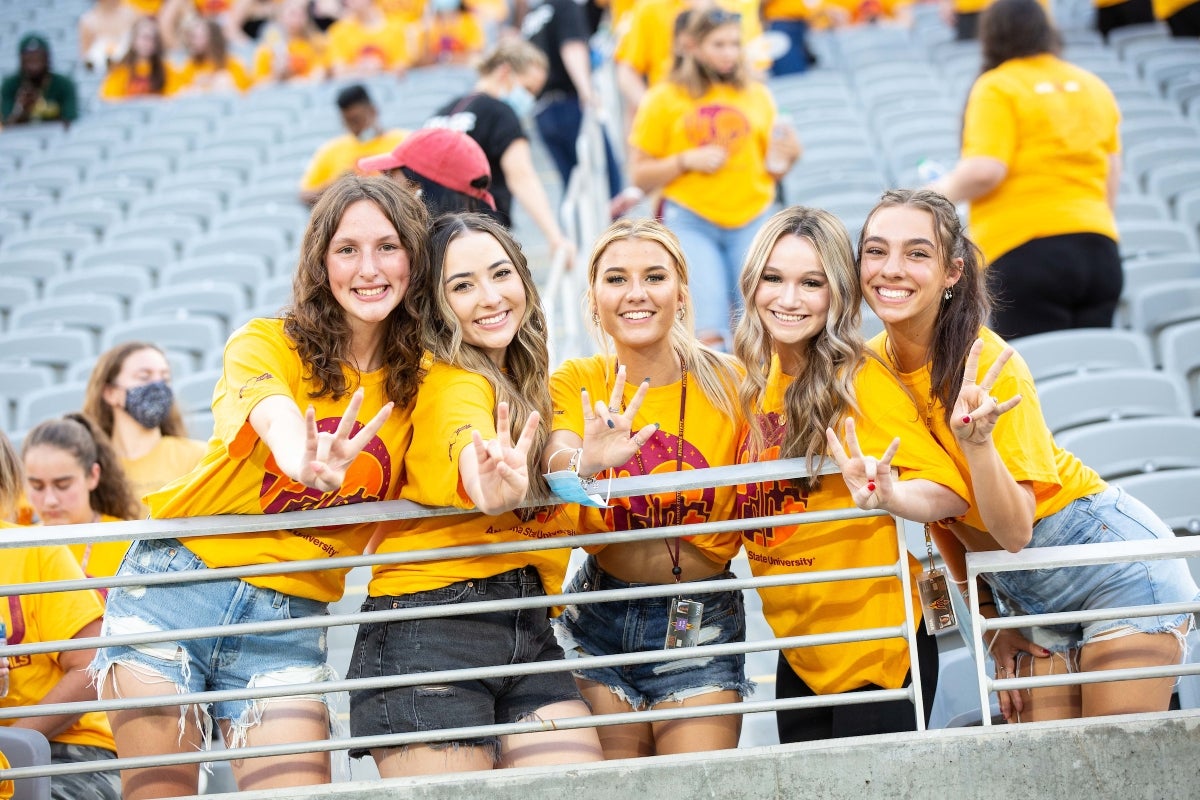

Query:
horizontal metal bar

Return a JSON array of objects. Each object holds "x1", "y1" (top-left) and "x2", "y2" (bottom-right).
[
  {"x1": 0, "y1": 625, "x2": 907, "y2": 721},
  {"x1": 977, "y1": 600, "x2": 1200, "y2": 631},
  {"x1": 0, "y1": 504, "x2": 886, "y2": 599},
  {"x1": 967, "y1": 537, "x2": 1200, "y2": 578},
  {"x1": 0, "y1": 458, "x2": 842, "y2": 552},
  {"x1": 0, "y1": 688, "x2": 913, "y2": 781},
  {"x1": 989, "y1": 660, "x2": 1200, "y2": 692},
  {"x1": 1, "y1": 562, "x2": 901, "y2": 659}
]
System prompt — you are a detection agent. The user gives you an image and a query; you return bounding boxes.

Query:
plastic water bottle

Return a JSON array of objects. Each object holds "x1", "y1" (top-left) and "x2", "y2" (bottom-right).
[
  {"x1": 916, "y1": 158, "x2": 947, "y2": 184},
  {"x1": 1, "y1": 620, "x2": 8, "y2": 698},
  {"x1": 766, "y1": 113, "x2": 796, "y2": 174}
]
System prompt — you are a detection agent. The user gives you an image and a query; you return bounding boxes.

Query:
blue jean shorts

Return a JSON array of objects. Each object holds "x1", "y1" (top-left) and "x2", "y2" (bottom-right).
[
  {"x1": 552, "y1": 555, "x2": 752, "y2": 709},
  {"x1": 987, "y1": 488, "x2": 1199, "y2": 653},
  {"x1": 347, "y1": 566, "x2": 582, "y2": 758},
  {"x1": 90, "y1": 538, "x2": 336, "y2": 734}
]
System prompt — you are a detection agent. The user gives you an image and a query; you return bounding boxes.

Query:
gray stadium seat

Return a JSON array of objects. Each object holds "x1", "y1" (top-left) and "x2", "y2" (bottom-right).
[
  {"x1": 6, "y1": 164, "x2": 85, "y2": 198},
  {"x1": 1118, "y1": 255, "x2": 1200, "y2": 326},
  {"x1": 74, "y1": 242, "x2": 174, "y2": 274},
  {"x1": 105, "y1": 217, "x2": 205, "y2": 255},
  {"x1": 14, "y1": 380, "x2": 88, "y2": 431},
  {"x1": 1118, "y1": 220, "x2": 1200, "y2": 259},
  {"x1": 158, "y1": 254, "x2": 271, "y2": 295},
  {"x1": 1010, "y1": 328, "x2": 1155, "y2": 382},
  {"x1": 0, "y1": 329, "x2": 94, "y2": 372},
  {"x1": 1112, "y1": 468, "x2": 1200, "y2": 535},
  {"x1": 173, "y1": 368, "x2": 221, "y2": 414},
  {"x1": 209, "y1": 206, "x2": 309, "y2": 249},
  {"x1": 102, "y1": 315, "x2": 226, "y2": 371},
  {"x1": 130, "y1": 283, "x2": 248, "y2": 334},
  {"x1": 0, "y1": 362, "x2": 54, "y2": 431},
  {"x1": 86, "y1": 152, "x2": 175, "y2": 189},
  {"x1": 186, "y1": 409, "x2": 215, "y2": 441},
  {"x1": 1114, "y1": 194, "x2": 1170, "y2": 224},
  {"x1": 126, "y1": 193, "x2": 224, "y2": 228},
  {"x1": 1159, "y1": 319, "x2": 1200, "y2": 413},
  {"x1": 0, "y1": 725, "x2": 51, "y2": 800},
  {"x1": 255, "y1": 273, "x2": 294, "y2": 310},
  {"x1": 57, "y1": 181, "x2": 148, "y2": 212},
  {"x1": 9, "y1": 295, "x2": 125, "y2": 337},
  {"x1": 2, "y1": 230, "x2": 97, "y2": 261},
  {"x1": 1036, "y1": 369, "x2": 1192, "y2": 435},
  {"x1": 0, "y1": 274, "x2": 39, "y2": 324},
  {"x1": 1126, "y1": 278, "x2": 1200, "y2": 356},
  {"x1": 28, "y1": 202, "x2": 123, "y2": 237},
  {"x1": 43, "y1": 266, "x2": 155, "y2": 308},
  {"x1": 182, "y1": 230, "x2": 290, "y2": 265},
  {"x1": 1055, "y1": 418, "x2": 1200, "y2": 481}
]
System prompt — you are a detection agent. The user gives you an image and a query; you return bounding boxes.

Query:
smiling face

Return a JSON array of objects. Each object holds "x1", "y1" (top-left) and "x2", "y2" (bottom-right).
[
  {"x1": 695, "y1": 21, "x2": 742, "y2": 80},
  {"x1": 754, "y1": 234, "x2": 830, "y2": 370},
  {"x1": 859, "y1": 204, "x2": 961, "y2": 339},
  {"x1": 24, "y1": 444, "x2": 99, "y2": 526},
  {"x1": 326, "y1": 199, "x2": 410, "y2": 342},
  {"x1": 443, "y1": 229, "x2": 527, "y2": 367},
  {"x1": 591, "y1": 237, "x2": 685, "y2": 355}
]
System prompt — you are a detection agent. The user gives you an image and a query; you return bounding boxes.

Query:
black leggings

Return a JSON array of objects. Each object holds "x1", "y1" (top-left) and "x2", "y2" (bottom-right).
[
  {"x1": 1096, "y1": 0, "x2": 1154, "y2": 37},
  {"x1": 775, "y1": 621, "x2": 939, "y2": 744},
  {"x1": 1167, "y1": 1, "x2": 1200, "y2": 36},
  {"x1": 988, "y1": 232, "x2": 1123, "y2": 341}
]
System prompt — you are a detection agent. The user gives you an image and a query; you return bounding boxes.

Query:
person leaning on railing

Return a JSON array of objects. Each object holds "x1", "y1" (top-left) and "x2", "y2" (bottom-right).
[
  {"x1": 89, "y1": 176, "x2": 429, "y2": 800},
  {"x1": 732, "y1": 205, "x2": 970, "y2": 743},
  {"x1": 351, "y1": 213, "x2": 603, "y2": 777},
  {"x1": 0, "y1": 430, "x2": 122, "y2": 800},
  {"x1": 543, "y1": 218, "x2": 750, "y2": 759},
  {"x1": 856, "y1": 188, "x2": 1200, "y2": 724}
]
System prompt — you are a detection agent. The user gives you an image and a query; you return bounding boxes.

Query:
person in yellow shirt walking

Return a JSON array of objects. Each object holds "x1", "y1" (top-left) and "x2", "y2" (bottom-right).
[
  {"x1": 327, "y1": 0, "x2": 414, "y2": 76},
  {"x1": 299, "y1": 84, "x2": 407, "y2": 205},
  {"x1": 930, "y1": 0, "x2": 1122, "y2": 340},
  {"x1": 628, "y1": 7, "x2": 800, "y2": 348}
]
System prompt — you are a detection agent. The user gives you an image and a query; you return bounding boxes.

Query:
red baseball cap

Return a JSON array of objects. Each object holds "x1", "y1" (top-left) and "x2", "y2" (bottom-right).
[{"x1": 358, "y1": 127, "x2": 496, "y2": 210}]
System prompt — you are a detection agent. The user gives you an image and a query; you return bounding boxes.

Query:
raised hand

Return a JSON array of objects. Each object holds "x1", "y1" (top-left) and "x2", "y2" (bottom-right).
[
  {"x1": 300, "y1": 389, "x2": 393, "y2": 492},
  {"x1": 470, "y1": 401, "x2": 541, "y2": 514},
  {"x1": 826, "y1": 417, "x2": 901, "y2": 510},
  {"x1": 951, "y1": 339, "x2": 1022, "y2": 446},
  {"x1": 578, "y1": 365, "x2": 659, "y2": 475}
]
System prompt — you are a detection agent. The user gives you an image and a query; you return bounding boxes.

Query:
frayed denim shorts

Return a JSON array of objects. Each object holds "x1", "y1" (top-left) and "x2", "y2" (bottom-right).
[
  {"x1": 90, "y1": 538, "x2": 335, "y2": 732},
  {"x1": 552, "y1": 555, "x2": 752, "y2": 710},
  {"x1": 987, "y1": 487, "x2": 1199, "y2": 653},
  {"x1": 347, "y1": 565, "x2": 581, "y2": 757}
]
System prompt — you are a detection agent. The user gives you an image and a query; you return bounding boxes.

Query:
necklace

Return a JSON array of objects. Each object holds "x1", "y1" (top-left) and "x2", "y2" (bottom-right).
[
  {"x1": 625, "y1": 355, "x2": 688, "y2": 582},
  {"x1": 885, "y1": 334, "x2": 936, "y2": 430}
]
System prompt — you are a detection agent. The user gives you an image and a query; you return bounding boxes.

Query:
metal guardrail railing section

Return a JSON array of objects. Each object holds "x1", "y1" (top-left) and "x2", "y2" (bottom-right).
[
  {"x1": 966, "y1": 537, "x2": 1200, "y2": 725},
  {"x1": 0, "y1": 459, "x2": 929, "y2": 783}
]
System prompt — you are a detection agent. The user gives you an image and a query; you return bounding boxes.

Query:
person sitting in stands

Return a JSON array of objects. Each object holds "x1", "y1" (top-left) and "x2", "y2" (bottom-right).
[
  {"x1": 2, "y1": 34, "x2": 78, "y2": 127},
  {"x1": 299, "y1": 83, "x2": 407, "y2": 205}
]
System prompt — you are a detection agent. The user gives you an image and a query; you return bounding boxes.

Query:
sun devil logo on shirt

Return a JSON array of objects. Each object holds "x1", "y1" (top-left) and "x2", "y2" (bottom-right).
[
  {"x1": 259, "y1": 416, "x2": 393, "y2": 514},
  {"x1": 605, "y1": 429, "x2": 715, "y2": 531},
  {"x1": 685, "y1": 104, "x2": 751, "y2": 152},
  {"x1": 735, "y1": 411, "x2": 808, "y2": 548}
]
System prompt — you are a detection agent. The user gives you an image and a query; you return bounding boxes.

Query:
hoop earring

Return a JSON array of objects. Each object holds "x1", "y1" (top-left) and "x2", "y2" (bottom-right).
[
  {"x1": 676, "y1": 309, "x2": 685, "y2": 322},
  {"x1": 943, "y1": 287, "x2": 953, "y2": 301}
]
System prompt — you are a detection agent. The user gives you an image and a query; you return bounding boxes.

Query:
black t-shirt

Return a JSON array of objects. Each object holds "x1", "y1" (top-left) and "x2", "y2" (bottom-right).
[
  {"x1": 521, "y1": 0, "x2": 590, "y2": 98},
  {"x1": 428, "y1": 93, "x2": 525, "y2": 226}
]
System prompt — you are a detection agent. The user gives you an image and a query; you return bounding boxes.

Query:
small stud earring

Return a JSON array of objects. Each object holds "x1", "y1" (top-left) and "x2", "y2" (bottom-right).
[{"x1": 943, "y1": 287, "x2": 953, "y2": 301}]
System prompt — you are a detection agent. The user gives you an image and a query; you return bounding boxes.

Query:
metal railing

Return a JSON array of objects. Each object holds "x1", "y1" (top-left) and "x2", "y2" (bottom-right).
[
  {"x1": 965, "y1": 537, "x2": 1200, "y2": 725},
  {"x1": 0, "y1": 458, "x2": 928, "y2": 785}
]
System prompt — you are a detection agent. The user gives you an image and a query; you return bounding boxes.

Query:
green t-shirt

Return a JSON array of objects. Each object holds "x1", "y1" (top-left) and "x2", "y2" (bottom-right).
[{"x1": 1, "y1": 71, "x2": 78, "y2": 123}]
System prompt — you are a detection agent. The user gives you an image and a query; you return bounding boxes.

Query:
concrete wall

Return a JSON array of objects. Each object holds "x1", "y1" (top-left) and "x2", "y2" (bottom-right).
[{"x1": 203, "y1": 709, "x2": 1200, "y2": 800}]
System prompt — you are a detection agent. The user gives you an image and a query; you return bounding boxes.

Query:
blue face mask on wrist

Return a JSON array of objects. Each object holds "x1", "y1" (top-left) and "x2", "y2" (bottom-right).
[
  {"x1": 123, "y1": 381, "x2": 175, "y2": 430},
  {"x1": 502, "y1": 84, "x2": 536, "y2": 119}
]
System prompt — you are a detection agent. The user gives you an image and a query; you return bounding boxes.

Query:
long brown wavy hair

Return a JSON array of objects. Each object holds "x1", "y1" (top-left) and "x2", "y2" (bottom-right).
[
  {"x1": 284, "y1": 175, "x2": 427, "y2": 408},
  {"x1": 22, "y1": 414, "x2": 140, "y2": 520},
  {"x1": 411, "y1": 212, "x2": 553, "y2": 499}
]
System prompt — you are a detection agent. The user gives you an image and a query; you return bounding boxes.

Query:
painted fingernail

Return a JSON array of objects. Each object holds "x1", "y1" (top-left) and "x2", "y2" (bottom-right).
[
  {"x1": 866, "y1": 481, "x2": 876, "y2": 491},
  {"x1": 962, "y1": 416, "x2": 971, "y2": 424},
  {"x1": 653, "y1": 422, "x2": 661, "y2": 430},
  {"x1": 607, "y1": 419, "x2": 615, "y2": 429},
  {"x1": 643, "y1": 376, "x2": 650, "y2": 383}
]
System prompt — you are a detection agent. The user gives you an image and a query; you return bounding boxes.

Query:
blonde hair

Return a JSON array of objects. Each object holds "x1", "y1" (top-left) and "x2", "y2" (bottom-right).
[
  {"x1": 585, "y1": 218, "x2": 741, "y2": 422},
  {"x1": 477, "y1": 38, "x2": 547, "y2": 77},
  {"x1": 733, "y1": 206, "x2": 864, "y2": 481},
  {"x1": 0, "y1": 430, "x2": 21, "y2": 520},
  {"x1": 414, "y1": 213, "x2": 553, "y2": 499},
  {"x1": 669, "y1": 2, "x2": 747, "y2": 98}
]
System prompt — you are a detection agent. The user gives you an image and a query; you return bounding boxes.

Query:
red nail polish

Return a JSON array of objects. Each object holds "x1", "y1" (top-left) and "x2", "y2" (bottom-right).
[
  {"x1": 962, "y1": 416, "x2": 971, "y2": 424},
  {"x1": 866, "y1": 481, "x2": 876, "y2": 491}
]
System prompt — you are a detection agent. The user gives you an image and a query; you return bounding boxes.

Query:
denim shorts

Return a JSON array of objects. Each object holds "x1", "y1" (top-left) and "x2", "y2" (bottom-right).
[
  {"x1": 347, "y1": 566, "x2": 581, "y2": 757},
  {"x1": 987, "y1": 487, "x2": 1199, "y2": 653},
  {"x1": 553, "y1": 555, "x2": 751, "y2": 710},
  {"x1": 90, "y1": 538, "x2": 336, "y2": 734}
]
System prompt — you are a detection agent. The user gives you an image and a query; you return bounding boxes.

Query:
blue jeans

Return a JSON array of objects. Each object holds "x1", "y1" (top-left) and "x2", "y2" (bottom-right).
[
  {"x1": 553, "y1": 556, "x2": 751, "y2": 709},
  {"x1": 988, "y1": 487, "x2": 1199, "y2": 653},
  {"x1": 535, "y1": 96, "x2": 623, "y2": 199},
  {"x1": 663, "y1": 200, "x2": 773, "y2": 344},
  {"x1": 91, "y1": 538, "x2": 335, "y2": 730},
  {"x1": 768, "y1": 19, "x2": 811, "y2": 76}
]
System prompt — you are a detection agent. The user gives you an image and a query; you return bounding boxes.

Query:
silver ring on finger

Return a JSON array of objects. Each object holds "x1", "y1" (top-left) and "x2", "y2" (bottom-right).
[{"x1": 609, "y1": 406, "x2": 620, "y2": 413}]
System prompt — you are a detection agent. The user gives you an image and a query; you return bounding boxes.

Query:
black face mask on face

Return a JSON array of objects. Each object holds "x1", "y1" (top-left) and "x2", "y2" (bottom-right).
[{"x1": 123, "y1": 381, "x2": 174, "y2": 430}]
